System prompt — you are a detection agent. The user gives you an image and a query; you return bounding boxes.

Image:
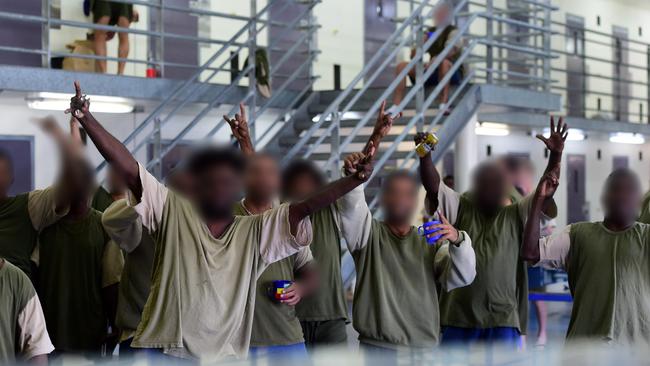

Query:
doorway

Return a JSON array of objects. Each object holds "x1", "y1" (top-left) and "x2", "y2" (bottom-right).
[{"x1": 566, "y1": 154, "x2": 588, "y2": 223}]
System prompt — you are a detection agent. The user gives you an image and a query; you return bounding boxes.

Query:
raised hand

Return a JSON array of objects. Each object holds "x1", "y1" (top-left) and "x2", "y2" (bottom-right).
[
  {"x1": 365, "y1": 101, "x2": 402, "y2": 159},
  {"x1": 65, "y1": 81, "x2": 90, "y2": 120},
  {"x1": 536, "y1": 172, "x2": 559, "y2": 200},
  {"x1": 429, "y1": 211, "x2": 460, "y2": 245},
  {"x1": 414, "y1": 132, "x2": 428, "y2": 146},
  {"x1": 343, "y1": 142, "x2": 375, "y2": 181},
  {"x1": 32, "y1": 116, "x2": 62, "y2": 136},
  {"x1": 536, "y1": 116, "x2": 568, "y2": 154},
  {"x1": 223, "y1": 103, "x2": 253, "y2": 154}
]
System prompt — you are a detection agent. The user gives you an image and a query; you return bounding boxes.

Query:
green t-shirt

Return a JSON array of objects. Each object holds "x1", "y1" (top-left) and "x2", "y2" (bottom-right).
[
  {"x1": 0, "y1": 194, "x2": 38, "y2": 277},
  {"x1": 296, "y1": 206, "x2": 348, "y2": 322},
  {"x1": 439, "y1": 194, "x2": 531, "y2": 331},
  {"x1": 566, "y1": 222, "x2": 650, "y2": 343},
  {"x1": 129, "y1": 164, "x2": 312, "y2": 360},
  {"x1": 37, "y1": 209, "x2": 111, "y2": 352},
  {"x1": 91, "y1": 186, "x2": 115, "y2": 213},
  {"x1": 233, "y1": 202, "x2": 309, "y2": 347},
  {"x1": 0, "y1": 260, "x2": 36, "y2": 363},
  {"x1": 351, "y1": 220, "x2": 442, "y2": 348}
]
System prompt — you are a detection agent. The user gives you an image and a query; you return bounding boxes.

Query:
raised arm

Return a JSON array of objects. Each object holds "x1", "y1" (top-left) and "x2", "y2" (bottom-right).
[
  {"x1": 66, "y1": 81, "x2": 142, "y2": 199},
  {"x1": 534, "y1": 116, "x2": 568, "y2": 215},
  {"x1": 287, "y1": 148, "x2": 373, "y2": 236},
  {"x1": 415, "y1": 132, "x2": 441, "y2": 213},
  {"x1": 223, "y1": 103, "x2": 254, "y2": 156},
  {"x1": 521, "y1": 173, "x2": 559, "y2": 263},
  {"x1": 363, "y1": 101, "x2": 402, "y2": 158}
]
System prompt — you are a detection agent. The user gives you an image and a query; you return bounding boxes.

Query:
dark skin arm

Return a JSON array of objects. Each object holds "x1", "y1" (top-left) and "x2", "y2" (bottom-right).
[
  {"x1": 287, "y1": 104, "x2": 396, "y2": 235},
  {"x1": 281, "y1": 262, "x2": 319, "y2": 306},
  {"x1": 223, "y1": 103, "x2": 255, "y2": 156},
  {"x1": 414, "y1": 132, "x2": 442, "y2": 213},
  {"x1": 363, "y1": 100, "x2": 402, "y2": 157},
  {"x1": 520, "y1": 173, "x2": 559, "y2": 263},
  {"x1": 66, "y1": 81, "x2": 142, "y2": 199},
  {"x1": 28, "y1": 354, "x2": 48, "y2": 365},
  {"x1": 535, "y1": 116, "x2": 569, "y2": 215}
]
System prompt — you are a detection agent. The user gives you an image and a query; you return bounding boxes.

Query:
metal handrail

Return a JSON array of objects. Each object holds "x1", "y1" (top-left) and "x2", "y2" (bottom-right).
[
  {"x1": 142, "y1": 1, "x2": 318, "y2": 172},
  {"x1": 319, "y1": 8, "x2": 477, "y2": 169},
  {"x1": 281, "y1": 0, "x2": 434, "y2": 164},
  {"x1": 367, "y1": 69, "x2": 476, "y2": 211}
]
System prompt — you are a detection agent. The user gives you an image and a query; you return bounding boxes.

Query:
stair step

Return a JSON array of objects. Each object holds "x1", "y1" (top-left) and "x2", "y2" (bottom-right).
[
  {"x1": 309, "y1": 150, "x2": 414, "y2": 161},
  {"x1": 279, "y1": 132, "x2": 426, "y2": 147}
]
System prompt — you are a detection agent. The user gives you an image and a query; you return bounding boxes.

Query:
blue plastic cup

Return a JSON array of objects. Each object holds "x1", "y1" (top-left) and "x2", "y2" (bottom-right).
[
  {"x1": 270, "y1": 280, "x2": 292, "y2": 301},
  {"x1": 417, "y1": 220, "x2": 443, "y2": 245}
]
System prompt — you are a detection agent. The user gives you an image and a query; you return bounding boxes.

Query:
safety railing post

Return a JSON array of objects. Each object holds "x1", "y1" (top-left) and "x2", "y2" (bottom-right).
[
  {"x1": 249, "y1": 0, "x2": 258, "y2": 142},
  {"x1": 542, "y1": 0, "x2": 551, "y2": 92},
  {"x1": 415, "y1": 11, "x2": 425, "y2": 132},
  {"x1": 486, "y1": 0, "x2": 494, "y2": 84},
  {"x1": 42, "y1": 0, "x2": 51, "y2": 68},
  {"x1": 153, "y1": 117, "x2": 162, "y2": 179},
  {"x1": 330, "y1": 111, "x2": 341, "y2": 179}
]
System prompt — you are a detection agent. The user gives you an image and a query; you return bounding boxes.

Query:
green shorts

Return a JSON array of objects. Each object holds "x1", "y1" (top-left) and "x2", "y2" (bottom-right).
[{"x1": 92, "y1": 0, "x2": 133, "y2": 25}]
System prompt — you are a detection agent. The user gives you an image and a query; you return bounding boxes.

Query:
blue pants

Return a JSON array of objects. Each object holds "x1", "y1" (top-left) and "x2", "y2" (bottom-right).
[
  {"x1": 441, "y1": 327, "x2": 520, "y2": 348},
  {"x1": 249, "y1": 343, "x2": 309, "y2": 366}
]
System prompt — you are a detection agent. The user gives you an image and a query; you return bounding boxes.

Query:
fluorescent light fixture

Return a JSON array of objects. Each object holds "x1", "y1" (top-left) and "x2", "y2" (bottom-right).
[
  {"x1": 609, "y1": 132, "x2": 645, "y2": 145},
  {"x1": 543, "y1": 127, "x2": 585, "y2": 141},
  {"x1": 475, "y1": 122, "x2": 509, "y2": 136},
  {"x1": 26, "y1": 92, "x2": 134, "y2": 114},
  {"x1": 311, "y1": 111, "x2": 365, "y2": 122}
]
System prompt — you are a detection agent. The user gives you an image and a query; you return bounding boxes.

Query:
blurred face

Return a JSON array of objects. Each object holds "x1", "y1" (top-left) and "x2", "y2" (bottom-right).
[
  {"x1": 434, "y1": 4, "x2": 451, "y2": 25},
  {"x1": 285, "y1": 172, "x2": 321, "y2": 202},
  {"x1": 106, "y1": 166, "x2": 127, "y2": 195},
  {"x1": 69, "y1": 160, "x2": 95, "y2": 204},
  {"x1": 245, "y1": 155, "x2": 280, "y2": 203},
  {"x1": 0, "y1": 158, "x2": 13, "y2": 197},
  {"x1": 602, "y1": 174, "x2": 642, "y2": 225},
  {"x1": 192, "y1": 164, "x2": 242, "y2": 219},
  {"x1": 472, "y1": 163, "x2": 508, "y2": 213},
  {"x1": 381, "y1": 176, "x2": 419, "y2": 224}
]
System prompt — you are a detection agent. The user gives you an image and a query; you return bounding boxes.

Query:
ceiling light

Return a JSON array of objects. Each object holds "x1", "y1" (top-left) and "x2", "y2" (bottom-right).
[
  {"x1": 543, "y1": 127, "x2": 585, "y2": 141},
  {"x1": 26, "y1": 92, "x2": 134, "y2": 114},
  {"x1": 475, "y1": 122, "x2": 509, "y2": 136},
  {"x1": 311, "y1": 111, "x2": 365, "y2": 122},
  {"x1": 609, "y1": 132, "x2": 645, "y2": 144}
]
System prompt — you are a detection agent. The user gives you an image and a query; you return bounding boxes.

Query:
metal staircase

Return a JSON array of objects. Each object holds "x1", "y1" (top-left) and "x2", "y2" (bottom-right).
[{"x1": 269, "y1": 0, "x2": 558, "y2": 213}]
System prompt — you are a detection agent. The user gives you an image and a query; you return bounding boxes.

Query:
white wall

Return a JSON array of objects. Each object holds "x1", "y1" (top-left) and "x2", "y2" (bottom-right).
[{"x1": 474, "y1": 130, "x2": 650, "y2": 227}]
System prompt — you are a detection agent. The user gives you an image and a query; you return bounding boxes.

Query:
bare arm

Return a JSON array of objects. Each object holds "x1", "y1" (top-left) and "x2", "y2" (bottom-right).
[
  {"x1": 223, "y1": 103, "x2": 254, "y2": 156},
  {"x1": 363, "y1": 101, "x2": 402, "y2": 156},
  {"x1": 535, "y1": 116, "x2": 568, "y2": 215},
  {"x1": 415, "y1": 132, "x2": 441, "y2": 213},
  {"x1": 520, "y1": 173, "x2": 558, "y2": 263},
  {"x1": 66, "y1": 81, "x2": 142, "y2": 199}
]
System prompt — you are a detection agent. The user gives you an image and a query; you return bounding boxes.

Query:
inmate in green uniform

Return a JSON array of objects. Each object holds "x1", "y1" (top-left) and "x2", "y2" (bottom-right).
[
  {"x1": 233, "y1": 202, "x2": 310, "y2": 347},
  {"x1": 0, "y1": 259, "x2": 53, "y2": 363},
  {"x1": 0, "y1": 187, "x2": 64, "y2": 278},
  {"x1": 437, "y1": 184, "x2": 555, "y2": 334},
  {"x1": 129, "y1": 164, "x2": 312, "y2": 360},
  {"x1": 296, "y1": 206, "x2": 348, "y2": 345},
  {"x1": 37, "y1": 208, "x2": 120, "y2": 352},
  {"x1": 539, "y1": 222, "x2": 650, "y2": 343}
]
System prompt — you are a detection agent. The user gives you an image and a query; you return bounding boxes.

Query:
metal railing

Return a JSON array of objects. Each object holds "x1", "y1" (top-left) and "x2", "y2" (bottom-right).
[{"x1": 281, "y1": 0, "x2": 554, "y2": 185}]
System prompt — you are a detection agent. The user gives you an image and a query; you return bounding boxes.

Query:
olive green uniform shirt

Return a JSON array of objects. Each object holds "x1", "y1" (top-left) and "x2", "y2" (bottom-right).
[
  {"x1": 538, "y1": 222, "x2": 650, "y2": 344},
  {"x1": 0, "y1": 259, "x2": 54, "y2": 363},
  {"x1": 91, "y1": 186, "x2": 115, "y2": 212},
  {"x1": 127, "y1": 164, "x2": 313, "y2": 361},
  {"x1": 338, "y1": 185, "x2": 476, "y2": 348},
  {"x1": 296, "y1": 206, "x2": 348, "y2": 322},
  {"x1": 0, "y1": 187, "x2": 67, "y2": 277},
  {"x1": 437, "y1": 183, "x2": 556, "y2": 332},
  {"x1": 233, "y1": 201, "x2": 313, "y2": 347},
  {"x1": 34, "y1": 208, "x2": 123, "y2": 352},
  {"x1": 101, "y1": 199, "x2": 155, "y2": 342}
]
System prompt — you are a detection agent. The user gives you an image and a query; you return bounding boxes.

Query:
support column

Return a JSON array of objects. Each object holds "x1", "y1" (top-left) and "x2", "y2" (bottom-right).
[{"x1": 454, "y1": 112, "x2": 478, "y2": 193}]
